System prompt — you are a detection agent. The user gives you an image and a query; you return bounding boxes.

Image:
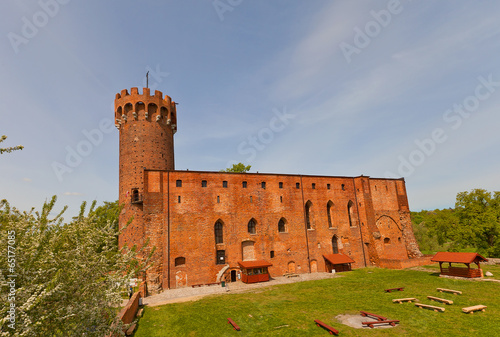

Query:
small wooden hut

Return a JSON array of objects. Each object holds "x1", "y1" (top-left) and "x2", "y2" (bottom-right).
[
  {"x1": 238, "y1": 260, "x2": 273, "y2": 284},
  {"x1": 431, "y1": 252, "x2": 488, "y2": 278},
  {"x1": 323, "y1": 253, "x2": 355, "y2": 273}
]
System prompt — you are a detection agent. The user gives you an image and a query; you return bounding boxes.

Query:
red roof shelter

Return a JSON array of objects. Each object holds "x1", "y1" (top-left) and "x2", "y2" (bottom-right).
[
  {"x1": 431, "y1": 252, "x2": 488, "y2": 278},
  {"x1": 238, "y1": 260, "x2": 272, "y2": 284},
  {"x1": 323, "y1": 253, "x2": 355, "y2": 273}
]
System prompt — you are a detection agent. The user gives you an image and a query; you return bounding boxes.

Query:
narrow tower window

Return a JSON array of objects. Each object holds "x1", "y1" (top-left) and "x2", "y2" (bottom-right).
[
  {"x1": 327, "y1": 201, "x2": 334, "y2": 228},
  {"x1": 279, "y1": 182, "x2": 283, "y2": 189},
  {"x1": 201, "y1": 180, "x2": 207, "y2": 187},
  {"x1": 248, "y1": 219, "x2": 256, "y2": 234},
  {"x1": 348, "y1": 200, "x2": 355, "y2": 227},
  {"x1": 305, "y1": 201, "x2": 313, "y2": 229},
  {"x1": 242, "y1": 181, "x2": 247, "y2": 188},
  {"x1": 278, "y1": 218, "x2": 286, "y2": 233},
  {"x1": 332, "y1": 235, "x2": 339, "y2": 254},
  {"x1": 214, "y1": 221, "x2": 223, "y2": 244}
]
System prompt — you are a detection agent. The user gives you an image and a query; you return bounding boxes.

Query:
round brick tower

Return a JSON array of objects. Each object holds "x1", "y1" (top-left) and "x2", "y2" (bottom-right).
[{"x1": 114, "y1": 87, "x2": 177, "y2": 250}]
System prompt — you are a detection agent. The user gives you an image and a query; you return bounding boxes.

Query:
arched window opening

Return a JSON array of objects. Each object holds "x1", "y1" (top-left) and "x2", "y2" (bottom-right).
[
  {"x1": 384, "y1": 238, "x2": 390, "y2": 244},
  {"x1": 305, "y1": 201, "x2": 313, "y2": 229},
  {"x1": 332, "y1": 235, "x2": 339, "y2": 254},
  {"x1": 214, "y1": 221, "x2": 223, "y2": 244},
  {"x1": 175, "y1": 257, "x2": 185, "y2": 266},
  {"x1": 248, "y1": 219, "x2": 256, "y2": 234},
  {"x1": 278, "y1": 218, "x2": 286, "y2": 233},
  {"x1": 327, "y1": 201, "x2": 334, "y2": 228},
  {"x1": 348, "y1": 200, "x2": 355, "y2": 227}
]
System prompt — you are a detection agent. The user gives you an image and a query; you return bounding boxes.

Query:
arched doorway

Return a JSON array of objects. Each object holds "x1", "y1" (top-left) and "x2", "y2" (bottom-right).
[
  {"x1": 310, "y1": 260, "x2": 318, "y2": 273},
  {"x1": 288, "y1": 261, "x2": 296, "y2": 273}
]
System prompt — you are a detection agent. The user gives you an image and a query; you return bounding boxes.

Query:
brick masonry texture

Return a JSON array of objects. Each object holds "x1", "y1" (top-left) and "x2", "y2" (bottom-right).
[{"x1": 115, "y1": 88, "x2": 425, "y2": 292}]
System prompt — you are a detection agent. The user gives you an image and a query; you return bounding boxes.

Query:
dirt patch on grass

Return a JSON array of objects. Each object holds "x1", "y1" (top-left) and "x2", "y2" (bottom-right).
[{"x1": 336, "y1": 314, "x2": 397, "y2": 329}]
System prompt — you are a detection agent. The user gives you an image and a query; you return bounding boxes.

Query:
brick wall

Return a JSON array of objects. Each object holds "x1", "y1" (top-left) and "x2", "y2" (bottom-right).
[{"x1": 135, "y1": 170, "x2": 423, "y2": 290}]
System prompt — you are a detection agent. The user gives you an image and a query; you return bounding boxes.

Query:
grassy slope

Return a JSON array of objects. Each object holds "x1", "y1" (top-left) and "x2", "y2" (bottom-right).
[{"x1": 135, "y1": 267, "x2": 500, "y2": 336}]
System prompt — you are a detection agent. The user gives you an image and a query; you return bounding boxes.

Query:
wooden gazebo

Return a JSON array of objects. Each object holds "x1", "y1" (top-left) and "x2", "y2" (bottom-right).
[
  {"x1": 238, "y1": 260, "x2": 273, "y2": 284},
  {"x1": 323, "y1": 253, "x2": 355, "y2": 273},
  {"x1": 431, "y1": 252, "x2": 488, "y2": 278}
]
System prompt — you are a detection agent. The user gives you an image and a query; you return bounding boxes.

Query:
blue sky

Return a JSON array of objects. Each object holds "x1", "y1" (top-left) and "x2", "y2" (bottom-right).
[{"x1": 1, "y1": 0, "x2": 500, "y2": 217}]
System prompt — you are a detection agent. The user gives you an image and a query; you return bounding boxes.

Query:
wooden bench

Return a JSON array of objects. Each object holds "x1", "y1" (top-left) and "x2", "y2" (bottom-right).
[
  {"x1": 283, "y1": 273, "x2": 299, "y2": 278},
  {"x1": 462, "y1": 305, "x2": 487, "y2": 314},
  {"x1": 392, "y1": 298, "x2": 418, "y2": 303},
  {"x1": 427, "y1": 296, "x2": 453, "y2": 305},
  {"x1": 191, "y1": 283, "x2": 204, "y2": 288},
  {"x1": 359, "y1": 311, "x2": 387, "y2": 321},
  {"x1": 362, "y1": 320, "x2": 400, "y2": 328},
  {"x1": 415, "y1": 303, "x2": 445, "y2": 312},
  {"x1": 437, "y1": 288, "x2": 462, "y2": 295},
  {"x1": 207, "y1": 282, "x2": 221, "y2": 286},
  {"x1": 314, "y1": 320, "x2": 339, "y2": 335},
  {"x1": 384, "y1": 287, "x2": 404, "y2": 293},
  {"x1": 227, "y1": 317, "x2": 240, "y2": 331}
]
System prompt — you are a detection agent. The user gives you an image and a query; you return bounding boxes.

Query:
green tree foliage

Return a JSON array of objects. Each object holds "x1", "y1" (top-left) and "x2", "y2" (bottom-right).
[
  {"x1": 0, "y1": 135, "x2": 23, "y2": 154},
  {"x1": 0, "y1": 196, "x2": 149, "y2": 336},
  {"x1": 411, "y1": 189, "x2": 500, "y2": 257},
  {"x1": 220, "y1": 162, "x2": 251, "y2": 173},
  {"x1": 454, "y1": 189, "x2": 500, "y2": 257}
]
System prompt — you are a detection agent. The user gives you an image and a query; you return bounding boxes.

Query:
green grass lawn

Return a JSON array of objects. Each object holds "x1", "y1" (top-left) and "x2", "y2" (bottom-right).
[{"x1": 134, "y1": 267, "x2": 499, "y2": 336}]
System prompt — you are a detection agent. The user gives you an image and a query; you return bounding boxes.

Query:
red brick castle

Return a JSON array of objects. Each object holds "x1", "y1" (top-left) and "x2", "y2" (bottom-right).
[{"x1": 115, "y1": 87, "x2": 427, "y2": 293}]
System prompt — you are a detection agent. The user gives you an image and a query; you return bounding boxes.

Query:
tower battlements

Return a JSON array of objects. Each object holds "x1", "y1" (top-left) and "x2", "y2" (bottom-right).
[{"x1": 114, "y1": 87, "x2": 177, "y2": 133}]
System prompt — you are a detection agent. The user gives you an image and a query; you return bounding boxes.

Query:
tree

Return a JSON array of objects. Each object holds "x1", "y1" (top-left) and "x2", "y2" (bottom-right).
[
  {"x1": 454, "y1": 189, "x2": 500, "y2": 256},
  {"x1": 0, "y1": 135, "x2": 23, "y2": 154},
  {"x1": 220, "y1": 163, "x2": 251, "y2": 173},
  {"x1": 0, "y1": 197, "x2": 150, "y2": 336}
]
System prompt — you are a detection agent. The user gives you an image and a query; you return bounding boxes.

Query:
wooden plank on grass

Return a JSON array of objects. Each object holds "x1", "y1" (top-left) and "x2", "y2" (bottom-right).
[
  {"x1": 462, "y1": 305, "x2": 487, "y2": 314},
  {"x1": 437, "y1": 288, "x2": 462, "y2": 295},
  {"x1": 427, "y1": 296, "x2": 453, "y2": 305},
  {"x1": 415, "y1": 303, "x2": 445, "y2": 312},
  {"x1": 392, "y1": 298, "x2": 418, "y2": 303}
]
